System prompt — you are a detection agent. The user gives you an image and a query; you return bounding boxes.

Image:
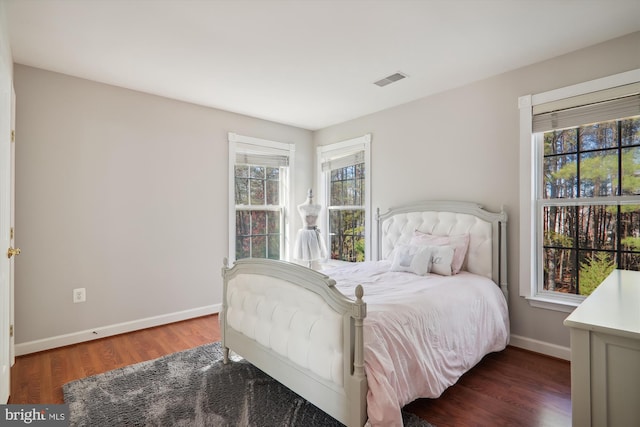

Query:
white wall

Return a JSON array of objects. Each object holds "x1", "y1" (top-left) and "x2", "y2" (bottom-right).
[
  {"x1": 314, "y1": 31, "x2": 640, "y2": 356},
  {"x1": 13, "y1": 65, "x2": 313, "y2": 352}
]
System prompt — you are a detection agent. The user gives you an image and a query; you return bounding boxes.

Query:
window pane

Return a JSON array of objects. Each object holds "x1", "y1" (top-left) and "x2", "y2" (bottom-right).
[
  {"x1": 236, "y1": 237, "x2": 250, "y2": 259},
  {"x1": 266, "y1": 167, "x2": 280, "y2": 205},
  {"x1": 236, "y1": 211, "x2": 250, "y2": 236},
  {"x1": 620, "y1": 205, "x2": 640, "y2": 251},
  {"x1": 250, "y1": 166, "x2": 265, "y2": 179},
  {"x1": 544, "y1": 129, "x2": 577, "y2": 155},
  {"x1": 235, "y1": 178, "x2": 249, "y2": 205},
  {"x1": 268, "y1": 236, "x2": 279, "y2": 260},
  {"x1": 251, "y1": 236, "x2": 266, "y2": 258},
  {"x1": 543, "y1": 247, "x2": 576, "y2": 293},
  {"x1": 267, "y1": 211, "x2": 280, "y2": 234},
  {"x1": 579, "y1": 150, "x2": 617, "y2": 197},
  {"x1": 620, "y1": 252, "x2": 640, "y2": 271},
  {"x1": 579, "y1": 121, "x2": 618, "y2": 150},
  {"x1": 235, "y1": 165, "x2": 249, "y2": 178},
  {"x1": 266, "y1": 167, "x2": 279, "y2": 180},
  {"x1": 578, "y1": 205, "x2": 617, "y2": 250},
  {"x1": 250, "y1": 178, "x2": 265, "y2": 205},
  {"x1": 621, "y1": 147, "x2": 640, "y2": 195},
  {"x1": 329, "y1": 209, "x2": 364, "y2": 262},
  {"x1": 543, "y1": 154, "x2": 577, "y2": 198},
  {"x1": 235, "y1": 165, "x2": 249, "y2": 205},
  {"x1": 543, "y1": 205, "x2": 575, "y2": 249},
  {"x1": 251, "y1": 211, "x2": 266, "y2": 235},
  {"x1": 353, "y1": 165, "x2": 365, "y2": 206},
  {"x1": 330, "y1": 180, "x2": 343, "y2": 206},
  {"x1": 543, "y1": 206, "x2": 578, "y2": 291},
  {"x1": 266, "y1": 180, "x2": 279, "y2": 205},
  {"x1": 621, "y1": 117, "x2": 640, "y2": 146}
]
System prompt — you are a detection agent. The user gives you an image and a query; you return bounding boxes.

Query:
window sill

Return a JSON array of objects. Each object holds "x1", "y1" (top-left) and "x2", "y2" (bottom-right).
[{"x1": 524, "y1": 295, "x2": 582, "y2": 313}]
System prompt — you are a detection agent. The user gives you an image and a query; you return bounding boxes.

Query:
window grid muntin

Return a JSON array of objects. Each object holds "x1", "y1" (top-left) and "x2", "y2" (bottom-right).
[{"x1": 539, "y1": 116, "x2": 640, "y2": 296}]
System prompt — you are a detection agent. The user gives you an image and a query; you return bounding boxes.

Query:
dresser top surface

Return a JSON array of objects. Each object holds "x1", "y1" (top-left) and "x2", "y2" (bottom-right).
[{"x1": 564, "y1": 269, "x2": 640, "y2": 339}]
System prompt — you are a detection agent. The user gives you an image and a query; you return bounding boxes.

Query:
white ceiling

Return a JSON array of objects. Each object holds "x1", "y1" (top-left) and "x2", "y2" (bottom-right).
[{"x1": 5, "y1": 0, "x2": 640, "y2": 130}]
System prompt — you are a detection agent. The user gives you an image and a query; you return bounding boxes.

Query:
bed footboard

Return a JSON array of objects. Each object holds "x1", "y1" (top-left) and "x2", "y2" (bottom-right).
[{"x1": 221, "y1": 258, "x2": 368, "y2": 427}]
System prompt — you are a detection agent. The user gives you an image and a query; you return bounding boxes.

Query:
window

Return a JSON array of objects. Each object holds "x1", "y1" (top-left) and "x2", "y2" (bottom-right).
[
  {"x1": 317, "y1": 134, "x2": 371, "y2": 262},
  {"x1": 228, "y1": 133, "x2": 294, "y2": 262},
  {"x1": 519, "y1": 70, "x2": 640, "y2": 311},
  {"x1": 540, "y1": 119, "x2": 640, "y2": 297}
]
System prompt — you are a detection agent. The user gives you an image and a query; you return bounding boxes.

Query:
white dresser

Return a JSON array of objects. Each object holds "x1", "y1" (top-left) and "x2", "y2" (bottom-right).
[{"x1": 563, "y1": 269, "x2": 640, "y2": 427}]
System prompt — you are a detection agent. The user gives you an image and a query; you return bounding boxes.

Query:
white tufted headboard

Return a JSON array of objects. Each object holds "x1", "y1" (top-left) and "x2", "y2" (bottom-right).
[{"x1": 377, "y1": 200, "x2": 508, "y2": 297}]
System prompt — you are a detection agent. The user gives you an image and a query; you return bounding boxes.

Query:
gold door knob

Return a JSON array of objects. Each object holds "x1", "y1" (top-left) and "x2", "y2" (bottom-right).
[{"x1": 7, "y1": 247, "x2": 21, "y2": 259}]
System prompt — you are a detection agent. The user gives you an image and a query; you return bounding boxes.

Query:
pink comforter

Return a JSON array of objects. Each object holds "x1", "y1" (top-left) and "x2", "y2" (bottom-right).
[{"x1": 324, "y1": 261, "x2": 510, "y2": 427}]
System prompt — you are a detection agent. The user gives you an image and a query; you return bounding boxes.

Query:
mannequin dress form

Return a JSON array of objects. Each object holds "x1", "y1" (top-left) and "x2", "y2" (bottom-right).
[{"x1": 294, "y1": 189, "x2": 327, "y2": 268}]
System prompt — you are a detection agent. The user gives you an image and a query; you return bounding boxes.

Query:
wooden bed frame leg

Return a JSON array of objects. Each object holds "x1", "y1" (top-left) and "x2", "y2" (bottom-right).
[{"x1": 223, "y1": 346, "x2": 229, "y2": 364}]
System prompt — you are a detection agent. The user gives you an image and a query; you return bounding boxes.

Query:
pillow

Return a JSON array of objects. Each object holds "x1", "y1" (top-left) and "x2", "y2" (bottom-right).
[
  {"x1": 390, "y1": 245, "x2": 433, "y2": 276},
  {"x1": 410, "y1": 231, "x2": 470, "y2": 274},
  {"x1": 429, "y1": 245, "x2": 455, "y2": 276}
]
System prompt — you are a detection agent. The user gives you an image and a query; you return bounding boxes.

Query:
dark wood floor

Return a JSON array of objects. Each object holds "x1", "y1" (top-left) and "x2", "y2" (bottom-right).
[{"x1": 9, "y1": 314, "x2": 571, "y2": 426}]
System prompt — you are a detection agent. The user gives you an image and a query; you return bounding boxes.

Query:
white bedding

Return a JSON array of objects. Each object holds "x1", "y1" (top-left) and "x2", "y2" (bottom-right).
[{"x1": 323, "y1": 261, "x2": 510, "y2": 427}]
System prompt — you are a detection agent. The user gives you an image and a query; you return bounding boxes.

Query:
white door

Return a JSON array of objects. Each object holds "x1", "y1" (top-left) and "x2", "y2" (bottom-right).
[
  {"x1": 9, "y1": 87, "x2": 16, "y2": 367},
  {"x1": 0, "y1": 66, "x2": 16, "y2": 405}
]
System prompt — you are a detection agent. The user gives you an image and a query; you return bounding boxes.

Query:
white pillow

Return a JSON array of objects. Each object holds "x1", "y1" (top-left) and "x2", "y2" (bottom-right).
[
  {"x1": 429, "y1": 245, "x2": 455, "y2": 276},
  {"x1": 410, "y1": 231, "x2": 470, "y2": 274},
  {"x1": 390, "y1": 245, "x2": 433, "y2": 276}
]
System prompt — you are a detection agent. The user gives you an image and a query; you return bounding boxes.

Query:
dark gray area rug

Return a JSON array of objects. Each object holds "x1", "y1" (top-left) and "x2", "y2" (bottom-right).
[{"x1": 63, "y1": 342, "x2": 434, "y2": 426}]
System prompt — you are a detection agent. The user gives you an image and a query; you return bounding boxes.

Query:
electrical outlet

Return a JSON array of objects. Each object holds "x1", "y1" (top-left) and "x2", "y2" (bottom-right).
[{"x1": 73, "y1": 288, "x2": 86, "y2": 303}]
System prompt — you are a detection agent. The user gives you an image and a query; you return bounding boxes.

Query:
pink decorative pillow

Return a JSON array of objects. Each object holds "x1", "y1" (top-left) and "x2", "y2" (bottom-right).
[{"x1": 410, "y1": 231, "x2": 470, "y2": 274}]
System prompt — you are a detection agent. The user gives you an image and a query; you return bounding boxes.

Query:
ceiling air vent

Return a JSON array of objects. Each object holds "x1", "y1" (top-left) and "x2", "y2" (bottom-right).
[{"x1": 374, "y1": 72, "x2": 407, "y2": 87}]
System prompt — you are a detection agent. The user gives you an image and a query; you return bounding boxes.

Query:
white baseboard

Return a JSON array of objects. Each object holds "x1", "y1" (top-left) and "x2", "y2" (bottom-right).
[
  {"x1": 15, "y1": 311, "x2": 570, "y2": 361},
  {"x1": 15, "y1": 304, "x2": 221, "y2": 356},
  {"x1": 509, "y1": 334, "x2": 571, "y2": 361}
]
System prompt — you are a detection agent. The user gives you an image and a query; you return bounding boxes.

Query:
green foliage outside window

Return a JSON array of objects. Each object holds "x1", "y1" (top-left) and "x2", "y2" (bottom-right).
[{"x1": 579, "y1": 252, "x2": 616, "y2": 296}]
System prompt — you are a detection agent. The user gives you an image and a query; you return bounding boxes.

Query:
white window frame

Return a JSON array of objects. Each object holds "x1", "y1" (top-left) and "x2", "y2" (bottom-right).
[
  {"x1": 317, "y1": 134, "x2": 372, "y2": 263},
  {"x1": 519, "y1": 69, "x2": 640, "y2": 312},
  {"x1": 228, "y1": 132, "x2": 295, "y2": 263}
]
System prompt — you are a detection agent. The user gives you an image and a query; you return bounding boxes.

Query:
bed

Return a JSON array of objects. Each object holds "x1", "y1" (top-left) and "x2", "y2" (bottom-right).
[{"x1": 221, "y1": 200, "x2": 509, "y2": 426}]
